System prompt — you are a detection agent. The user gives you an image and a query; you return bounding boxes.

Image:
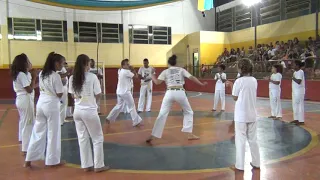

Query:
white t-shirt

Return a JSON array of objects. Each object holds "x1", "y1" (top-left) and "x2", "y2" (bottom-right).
[
  {"x1": 158, "y1": 67, "x2": 192, "y2": 87},
  {"x1": 138, "y1": 66, "x2": 155, "y2": 85},
  {"x1": 69, "y1": 72, "x2": 101, "y2": 110},
  {"x1": 232, "y1": 76, "x2": 258, "y2": 122},
  {"x1": 269, "y1": 73, "x2": 282, "y2": 91},
  {"x1": 117, "y1": 69, "x2": 134, "y2": 94},
  {"x1": 89, "y1": 67, "x2": 103, "y2": 76},
  {"x1": 57, "y1": 67, "x2": 68, "y2": 87},
  {"x1": 13, "y1": 72, "x2": 33, "y2": 96},
  {"x1": 292, "y1": 69, "x2": 305, "y2": 94},
  {"x1": 214, "y1": 72, "x2": 226, "y2": 91},
  {"x1": 38, "y1": 71, "x2": 63, "y2": 103}
]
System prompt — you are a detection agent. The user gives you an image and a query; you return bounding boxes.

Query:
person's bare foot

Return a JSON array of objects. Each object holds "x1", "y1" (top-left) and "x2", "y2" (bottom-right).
[
  {"x1": 146, "y1": 136, "x2": 154, "y2": 143},
  {"x1": 47, "y1": 160, "x2": 66, "y2": 167},
  {"x1": 24, "y1": 161, "x2": 31, "y2": 168},
  {"x1": 105, "y1": 119, "x2": 111, "y2": 125},
  {"x1": 230, "y1": 165, "x2": 244, "y2": 172},
  {"x1": 94, "y1": 166, "x2": 110, "y2": 173},
  {"x1": 84, "y1": 166, "x2": 94, "y2": 172},
  {"x1": 211, "y1": 109, "x2": 216, "y2": 112},
  {"x1": 274, "y1": 117, "x2": 282, "y2": 120},
  {"x1": 268, "y1": 116, "x2": 276, "y2": 119},
  {"x1": 188, "y1": 134, "x2": 200, "y2": 140},
  {"x1": 21, "y1": 151, "x2": 27, "y2": 156},
  {"x1": 290, "y1": 120, "x2": 299, "y2": 124}
]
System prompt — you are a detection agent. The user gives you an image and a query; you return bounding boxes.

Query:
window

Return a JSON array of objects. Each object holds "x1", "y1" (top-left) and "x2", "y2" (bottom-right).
[
  {"x1": 234, "y1": 5, "x2": 252, "y2": 30},
  {"x1": 217, "y1": 9, "x2": 233, "y2": 32},
  {"x1": 285, "y1": 0, "x2": 311, "y2": 19},
  {"x1": 7, "y1": 17, "x2": 67, "y2": 42},
  {"x1": 129, "y1": 25, "x2": 171, "y2": 45},
  {"x1": 260, "y1": 0, "x2": 281, "y2": 25},
  {"x1": 74, "y1": 21, "x2": 123, "y2": 43}
]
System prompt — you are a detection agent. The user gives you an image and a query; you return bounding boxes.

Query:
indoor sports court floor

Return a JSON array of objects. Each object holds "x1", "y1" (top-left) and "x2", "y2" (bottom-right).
[{"x1": 0, "y1": 92, "x2": 319, "y2": 180}]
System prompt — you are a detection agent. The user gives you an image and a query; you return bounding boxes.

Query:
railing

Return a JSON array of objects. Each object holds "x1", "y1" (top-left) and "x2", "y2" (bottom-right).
[{"x1": 188, "y1": 57, "x2": 320, "y2": 80}]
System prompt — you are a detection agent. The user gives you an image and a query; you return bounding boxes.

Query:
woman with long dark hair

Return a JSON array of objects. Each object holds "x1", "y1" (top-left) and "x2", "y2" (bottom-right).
[
  {"x1": 11, "y1": 53, "x2": 37, "y2": 156},
  {"x1": 24, "y1": 52, "x2": 65, "y2": 168},
  {"x1": 69, "y1": 54, "x2": 109, "y2": 172},
  {"x1": 146, "y1": 55, "x2": 207, "y2": 143}
]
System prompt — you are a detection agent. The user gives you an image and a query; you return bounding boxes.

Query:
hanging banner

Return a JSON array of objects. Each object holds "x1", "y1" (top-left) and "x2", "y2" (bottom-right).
[{"x1": 198, "y1": 0, "x2": 214, "y2": 11}]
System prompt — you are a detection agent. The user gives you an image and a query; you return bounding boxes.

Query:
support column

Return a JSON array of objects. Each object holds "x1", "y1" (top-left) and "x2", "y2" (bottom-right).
[
  {"x1": 0, "y1": 0, "x2": 10, "y2": 67},
  {"x1": 64, "y1": 8, "x2": 76, "y2": 62},
  {"x1": 122, "y1": 10, "x2": 130, "y2": 61}
]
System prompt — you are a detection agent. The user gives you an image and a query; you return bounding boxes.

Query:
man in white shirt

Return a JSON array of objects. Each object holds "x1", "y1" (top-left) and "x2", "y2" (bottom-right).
[
  {"x1": 89, "y1": 59, "x2": 103, "y2": 115},
  {"x1": 213, "y1": 64, "x2": 227, "y2": 111},
  {"x1": 291, "y1": 60, "x2": 305, "y2": 125},
  {"x1": 138, "y1": 58, "x2": 155, "y2": 113},
  {"x1": 57, "y1": 62, "x2": 70, "y2": 125},
  {"x1": 106, "y1": 59, "x2": 142, "y2": 127},
  {"x1": 231, "y1": 58, "x2": 260, "y2": 171}
]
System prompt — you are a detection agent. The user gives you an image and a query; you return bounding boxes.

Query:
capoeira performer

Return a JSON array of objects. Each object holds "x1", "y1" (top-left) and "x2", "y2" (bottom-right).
[
  {"x1": 212, "y1": 64, "x2": 227, "y2": 111},
  {"x1": 11, "y1": 53, "x2": 37, "y2": 155},
  {"x1": 267, "y1": 64, "x2": 283, "y2": 120},
  {"x1": 89, "y1": 59, "x2": 103, "y2": 115},
  {"x1": 137, "y1": 58, "x2": 155, "y2": 113},
  {"x1": 105, "y1": 59, "x2": 142, "y2": 126},
  {"x1": 57, "y1": 61, "x2": 70, "y2": 125},
  {"x1": 69, "y1": 54, "x2": 109, "y2": 173},
  {"x1": 229, "y1": 58, "x2": 260, "y2": 171},
  {"x1": 291, "y1": 60, "x2": 305, "y2": 125},
  {"x1": 24, "y1": 52, "x2": 66, "y2": 168},
  {"x1": 146, "y1": 55, "x2": 207, "y2": 143}
]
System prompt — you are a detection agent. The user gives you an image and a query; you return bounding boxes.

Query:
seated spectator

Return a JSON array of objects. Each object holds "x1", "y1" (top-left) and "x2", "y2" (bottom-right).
[{"x1": 240, "y1": 47, "x2": 245, "y2": 57}]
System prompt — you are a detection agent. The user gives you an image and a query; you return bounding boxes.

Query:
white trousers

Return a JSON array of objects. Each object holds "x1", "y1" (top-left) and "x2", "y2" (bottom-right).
[
  {"x1": 26, "y1": 101, "x2": 62, "y2": 165},
  {"x1": 235, "y1": 121, "x2": 260, "y2": 170},
  {"x1": 151, "y1": 90, "x2": 194, "y2": 138},
  {"x1": 107, "y1": 91, "x2": 142, "y2": 126},
  {"x1": 60, "y1": 86, "x2": 68, "y2": 125},
  {"x1": 16, "y1": 94, "x2": 34, "y2": 152},
  {"x1": 74, "y1": 108, "x2": 105, "y2": 169},
  {"x1": 292, "y1": 93, "x2": 305, "y2": 122},
  {"x1": 138, "y1": 82, "x2": 153, "y2": 112},
  {"x1": 213, "y1": 90, "x2": 225, "y2": 110},
  {"x1": 269, "y1": 90, "x2": 282, "y2": 117}
]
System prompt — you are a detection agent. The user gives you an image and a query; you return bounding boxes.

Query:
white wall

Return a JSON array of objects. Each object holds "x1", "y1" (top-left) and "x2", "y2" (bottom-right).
[{"x1": 5, "y1": 0, "x2": 215, "y2": 34}]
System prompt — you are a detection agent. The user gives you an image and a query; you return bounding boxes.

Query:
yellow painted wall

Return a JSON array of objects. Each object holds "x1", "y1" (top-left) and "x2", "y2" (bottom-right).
[{"x1": 200, "y1": 13, "x2": 318, "y2": 65}]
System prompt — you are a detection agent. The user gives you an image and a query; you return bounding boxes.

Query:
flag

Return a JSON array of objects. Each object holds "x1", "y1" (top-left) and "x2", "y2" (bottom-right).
[{"x1": 198, "y1": 0, "x2": 214, "y2": 11}]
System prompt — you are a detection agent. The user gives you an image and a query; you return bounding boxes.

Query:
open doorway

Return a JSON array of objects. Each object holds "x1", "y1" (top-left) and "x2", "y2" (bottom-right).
[{"x1": 192, "y1": 52, "x2": 199, "y2": 77}]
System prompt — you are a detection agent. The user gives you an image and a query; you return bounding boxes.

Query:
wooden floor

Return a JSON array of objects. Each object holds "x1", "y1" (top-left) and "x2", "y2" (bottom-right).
[{"x1": 0, "y1": 92, "x2": 320, "y2": 180}]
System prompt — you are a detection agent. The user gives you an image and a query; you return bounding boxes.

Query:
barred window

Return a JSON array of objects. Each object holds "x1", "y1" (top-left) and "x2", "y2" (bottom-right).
[
  {"x1": 217, "y1": 8, "x2": 233, "y2": 32},
  {"x1": 285, "y1": 0, "x2": 311, "y2": 19},
  {"x1": 74, "y1": 22, "x2": 98, "y2": 43},
  {"x1": 101, "y1": 23, "x2": 123, "y2": 43},
  {"x1": 7, "y1": 17, "x2": 67, "y2": 42},
  {"x1": 129, "y1": 25, "x2": 171, "y2": 45},
  {"x1": 41, "y1": 20, "x2": 67, "y2": 42},
  {"x1": 234, "y1": 5, "x2": 252, "y2": 31},
  {"x1": 260, "y1": 0, "x2": 281, "y2": 25}
]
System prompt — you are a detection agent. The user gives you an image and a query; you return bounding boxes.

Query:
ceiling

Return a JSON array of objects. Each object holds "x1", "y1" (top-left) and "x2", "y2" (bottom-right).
[{"x1": 29, "y1": 0, "x2": 178, "y2": 10}]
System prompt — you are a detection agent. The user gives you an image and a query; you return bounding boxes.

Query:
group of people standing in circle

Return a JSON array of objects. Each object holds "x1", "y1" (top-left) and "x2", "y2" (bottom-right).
[{"x1": 11, "y1": 50, "x2": 306, "y2": 173}]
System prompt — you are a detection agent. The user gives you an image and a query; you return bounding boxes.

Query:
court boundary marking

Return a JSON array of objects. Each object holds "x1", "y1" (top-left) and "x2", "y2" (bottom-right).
[{"x1": 0, "y1": 95, "x2": 319, "y2": 174}]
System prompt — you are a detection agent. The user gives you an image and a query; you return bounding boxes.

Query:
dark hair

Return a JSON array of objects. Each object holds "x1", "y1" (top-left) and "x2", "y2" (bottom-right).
[
  {"x1": 121, "y1": 59, "x2": 129, "y2": 67},
  {"x1": 237, "y1": 58, "x2": 253, "y2": 75},
  {"x1": 294, "y1": 60, "x2": 303, "y2": 68},
  {"x1": 219, "y1": 64, "x2": 226, "y2": 71},
  {"x1": 41, "y1": 52, "x2": 64, "y2": 80},
  {"x1": 143, "y1": 58, "x2": 149, "y2": 62},
  {"x1": 168, "y1": 55, "x2": 177, "y2": 66},
  {"x1": 272, "y1": 64, "x2": 283, "y2": 74},
  {"x1": 10, "y1": 53, "x2": 29, "y2": 81},
  {"x1": 72, "y1": 54, "x2": 91, "y2": 95}
]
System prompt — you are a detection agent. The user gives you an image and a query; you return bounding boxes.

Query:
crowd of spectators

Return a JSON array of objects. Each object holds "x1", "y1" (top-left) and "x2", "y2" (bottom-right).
[{"x1": 209, "y1": 36, "x2": 320, "y2": 79}]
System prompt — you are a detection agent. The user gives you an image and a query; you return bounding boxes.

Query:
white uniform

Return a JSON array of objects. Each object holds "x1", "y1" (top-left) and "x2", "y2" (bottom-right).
[
  {"x1": 213, "y1": 73, "x2": 226, "y2": 111},
  {"x1": 151, "y1": 67, "x2": 194, "y2": 138},
  {"x1": 57, "y1": 67, "x2": 68, "y2": 125},
  {"x1": 137, "y1": 67, "x2": 155, "y2": 112},
  {"x1": 107, "y1": 69, "x2": 142, "y2": 126},
  {"x1": 13, "y1": 72, "x2": 34, "y2": 152},
  {"x1": 26, "y1": 71, "x2": 63, "y2": 165},
  {"x1": 269, "y1": 73, "x2": 282, "y2": 118},
  {"x1": 89, "y1": 67, "x2": 103, "y2": 113},
  {"x1": 69, "y1": 73, "x2": 105, "y2": 169},
  {"x1": 292, "y1": 69, "x2": 305, "y2": 122},
  {"x1": 232, "y1": 76, "x2": 260, "y2": 170}
]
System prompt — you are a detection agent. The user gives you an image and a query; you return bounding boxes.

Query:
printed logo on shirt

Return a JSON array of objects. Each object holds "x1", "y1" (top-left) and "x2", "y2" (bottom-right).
[{"x1": 168, "y1": 69, "x2": 182, "y2": 84}]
